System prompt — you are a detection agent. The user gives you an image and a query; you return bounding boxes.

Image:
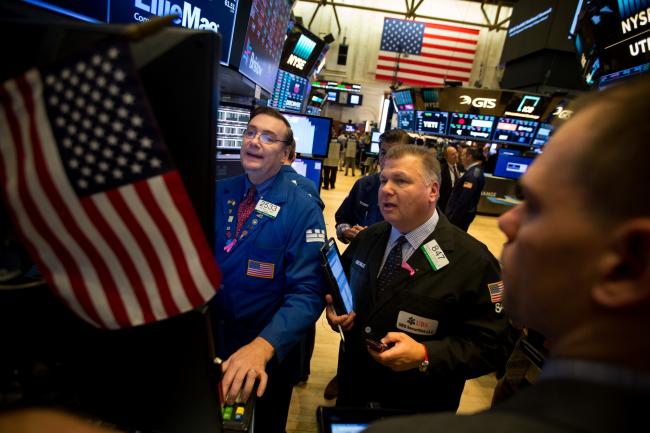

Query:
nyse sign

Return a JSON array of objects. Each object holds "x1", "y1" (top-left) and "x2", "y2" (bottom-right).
[{"x1": 286, "y1": 54, "x2": 307, "y2": 70}]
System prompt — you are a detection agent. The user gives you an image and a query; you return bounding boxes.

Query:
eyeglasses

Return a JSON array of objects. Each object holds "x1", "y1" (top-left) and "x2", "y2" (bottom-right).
[{"x1": 242, "y1": 127, "x2": 288, "y2": 145}]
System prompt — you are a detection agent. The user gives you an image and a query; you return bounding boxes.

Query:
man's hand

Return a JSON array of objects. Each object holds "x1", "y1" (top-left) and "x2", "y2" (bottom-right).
[
  {"x1": 325, "y1": 294, "x2": 356, "y2": 332},
  {"x1": 221, "y1": 337, "x2": 275, "y2": 404},
  {"x1": 343, "y1": 225, "x2": 367, "y2": 241},
  {"x1": 367, "y1": 332, "x2": 427, "y2": 371}
]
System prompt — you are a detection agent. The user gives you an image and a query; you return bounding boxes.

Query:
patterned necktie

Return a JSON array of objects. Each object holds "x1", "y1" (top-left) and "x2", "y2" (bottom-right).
[
  {"x1": 235, "y1": 185, "x2": 257, "y2": 238},
  {"x1": 377, "y1": 236, "x2": 407, "y2": 294}
]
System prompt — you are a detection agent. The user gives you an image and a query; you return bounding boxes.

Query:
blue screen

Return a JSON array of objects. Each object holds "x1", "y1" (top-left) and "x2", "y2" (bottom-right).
[
  {"x1": 108, "y1": 0, "x2": 239, "y2": 65},
  {"x1": 397, "y1": 111, "x2": 415, "y2": 131},
  {"x1": 291, "y1": 157, "x2": 322, "y2": 192},
  {"x1": 270, "y1": 70, "x2": 307, "y2": 113},
  {"x1": 532, "y1": 123, "x2": 553, "y2": 147},
  {"x1": 283, "y1": 113, "x2": 331, "y2": 157},
  {"x1": 494, "y1": 153, "x2": 535, "y2": 180}
]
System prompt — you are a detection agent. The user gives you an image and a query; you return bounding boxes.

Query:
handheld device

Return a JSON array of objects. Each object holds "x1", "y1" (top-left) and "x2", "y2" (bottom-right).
[
  {"x1": 320, "y1": 238, "x2": 354, "y2": 315},
  {"x1": 365, "y1": 338, "x2": 389, "y2": 353}
]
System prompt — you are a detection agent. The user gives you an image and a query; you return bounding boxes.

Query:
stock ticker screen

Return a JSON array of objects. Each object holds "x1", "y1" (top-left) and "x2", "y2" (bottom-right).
[
  {"x1": 270, "y1": 69, "x2": 308, "y2": 112},
  {"x1": 448, "y1": 113, "x2": 496, "y2": 141},
  {"x1": 217, "y1": 105, "x2": 250, "y2": 150},
  {"x1": 491, "y1": 117, "x2": 539, "y2": 145},
  {"x1": 415, "y1": 111, "x2": 449, "y2": 136}
]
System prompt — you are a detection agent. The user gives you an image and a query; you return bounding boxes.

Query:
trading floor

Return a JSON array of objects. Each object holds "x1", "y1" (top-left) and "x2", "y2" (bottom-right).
[{"x1": 286, "y1": 170, "x2": 507, "y2": 433}]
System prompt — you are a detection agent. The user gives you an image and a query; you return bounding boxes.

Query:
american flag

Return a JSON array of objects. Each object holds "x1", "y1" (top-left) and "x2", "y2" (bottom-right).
[
  {"x1": 488, "y1": 281, "x2": 504, "y2": 304},
  {"x1": 375, "y1": 17, "x2": 479, "y2": 87},
  {"x1": 0, "y1": 39, "x2": 221, "y2": 329},
  {"x1": 246, "y1": 260, "x2": 274, "y2": 279}
]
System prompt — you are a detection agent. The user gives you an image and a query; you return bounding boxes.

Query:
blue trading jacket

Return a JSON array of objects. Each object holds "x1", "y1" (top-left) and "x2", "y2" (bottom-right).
[
  {"x1": 445, "y1": 164, "x2": 485, "y2": 227},
  {"x1": 211, "y1": 170, "x2": 326, "y2": 362},
  {"x1": 335, "y1": 173, "x2": 384, "y2": 228}
]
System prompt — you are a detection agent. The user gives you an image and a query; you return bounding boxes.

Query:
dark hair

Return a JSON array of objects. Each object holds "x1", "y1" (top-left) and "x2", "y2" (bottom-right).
[
  {"x1": 379, "y1": 129, "x2": 411, "y2": 145},
  {"x1": 250, "y1": 106, "x2": 295, "y2": 148},
  {"x1": 464, "y1": 146, "x2": 484, "y2": 163},
  {"x1": 569, "y1": 77, "x2": 650, "y2": 222}
]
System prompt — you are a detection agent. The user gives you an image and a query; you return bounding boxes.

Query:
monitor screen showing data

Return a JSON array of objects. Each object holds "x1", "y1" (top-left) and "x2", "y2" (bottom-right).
[
  {"x1": 217, "y1": 105, "x2": 250, "y2": 150},
  {"x1": 416, "y1": 111, "x2": 449, "y2": 136},
  {"x1": 291, "y1": 157, "x2": 323, "y2": 192},
  {"x1": 283, "y1": 113, "x2": 332, "y2": 157},
  {"x1": 447, "y1": 113, "x2": 495, "y2": 141},
  {"x1": 494, "y1": 152, "x2": 535, "y2": 180},
  {"x1": 397, "y1": 111, "x2": 415, "y2": 131},
  {"x1": 491, "y1": 117, "x2": 539, "y2": 145},
  {"x1": 532, "y1": 122, "x2": 553, "y2": 147}
]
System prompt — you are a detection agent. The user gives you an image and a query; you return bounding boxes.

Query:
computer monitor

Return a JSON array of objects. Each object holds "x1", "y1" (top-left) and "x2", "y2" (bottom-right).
[
  {"x1": 532, "y1": 122, "x2": 553, "y2": 147},
  {"x1": 291, "y1": 157, "x2": 323, "y2": 192},
  {"x1": 415, "y1": 111, "x2": 449, "y2": 136},
  {"x1": 0, "y1": 18, "x2": 222, "y2": 433},
  {"x1": 494, "y1": 150, "x2": 536, "y2": 180},
  {"x1": 346, "y1": 93, "x2": 363, "y2": 106},
  {"x1": 447, "y1": 112, "x2": 496, "y2": 141},
  {"x1": 269, "y1": 69, "x2": 308, "y2": 113},
  {"x1": 491, "y1": 117, "x2": 539, "y2": 146},
  {"x1": 397, "y1": 111, "x2": 415, "y2": 131},
  {"x1": 283, "y1": 113, "x2": 332, "y2": 157},
  {"x1": 217, "y1": 104, "x2": 251, "y2": 152}
]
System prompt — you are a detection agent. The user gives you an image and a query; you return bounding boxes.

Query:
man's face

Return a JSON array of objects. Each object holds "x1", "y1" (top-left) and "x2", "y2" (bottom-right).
[
  {"x1": 498, "y1": 106, "x2": 605, "y2": 338},
  {"x1": 460, "y1": 147, "x2": 473, "y2": 168},
  {"x1": 379, "y1": 155, "x2": 439, "y2": 233},
  {"x1": 240, "y1": 114, "x2": 290, "y2": 184},
  {"x1": 445, "y1": 147, "x2": 458, "y2": 165},
  {"x1": 378, "y1": 140, "x2": 399, "y2": 170}
]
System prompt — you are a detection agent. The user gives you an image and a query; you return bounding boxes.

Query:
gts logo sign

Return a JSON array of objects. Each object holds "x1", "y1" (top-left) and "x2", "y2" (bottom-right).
[
  {"x1": 553, "y1": 106, "x2": 574, "y2": 120},
  {"x1": 134, "y1": 0, "x2": 220, "y2": 32},
  {"x1": 459, "y1": 95, "x2": 497, "y2": 109}
]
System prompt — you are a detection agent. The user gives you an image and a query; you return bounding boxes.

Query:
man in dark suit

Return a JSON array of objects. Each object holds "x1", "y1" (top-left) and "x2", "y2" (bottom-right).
[
  {"x1": 438, "y1": 145, "x2": 462, "y2": 213},
  {"x1": 365, "y1": 77, "x2": 650, "y2": 433},
  {"x1": 326, "y1": 145, "x2": 511, "y2": 412},
  {"x1": 445, "y1": 146, "x2": 485, "y2": 231}
]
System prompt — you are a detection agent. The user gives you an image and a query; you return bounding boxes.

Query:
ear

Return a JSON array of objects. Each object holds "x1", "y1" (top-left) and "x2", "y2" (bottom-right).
[
  {"x1": 592, "y1": 219, "x2": 650, "y2": 308},
  {"x1": 429, "y1": 179, "x2": 440, "y2": 204}
]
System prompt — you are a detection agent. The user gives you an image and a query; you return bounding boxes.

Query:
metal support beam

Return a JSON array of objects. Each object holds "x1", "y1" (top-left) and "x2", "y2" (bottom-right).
[
  {"x1": 298, "y1": 0, "x2": 510, "y2": 31},
  {"x1": 480, "y1": 1, "x2": 493, "y2": 29}
]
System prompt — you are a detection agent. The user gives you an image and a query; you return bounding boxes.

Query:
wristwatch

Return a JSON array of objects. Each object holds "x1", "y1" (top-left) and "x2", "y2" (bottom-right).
[{"x1": 418, "y1": 344, "x2": 429, "y2": 373}]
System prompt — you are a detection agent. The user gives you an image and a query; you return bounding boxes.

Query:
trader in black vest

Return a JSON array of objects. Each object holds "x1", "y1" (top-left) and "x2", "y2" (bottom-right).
[
  {"x1": 438, "y1": 145, "x2": 462, "y2": 213},
  {"x1": 326, "y1": 145, "x2": 510, "y2": 413},
  {"x1": 335, "y1": 129, "x2": 410, "y2": 243},
  {"x1": 445, "y1": 146, "x2": 485, "y2": 231}
]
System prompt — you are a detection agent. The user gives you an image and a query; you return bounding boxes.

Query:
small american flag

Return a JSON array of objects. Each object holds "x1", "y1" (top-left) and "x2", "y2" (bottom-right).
[
  {"x1": 488, "y1": 281, "x2": 504, "y2": 304},
  {"x1": 375, "y1": 17, "x2": 479, "y2": 87},
  {"x1": 246, "y1": 260, "x2": 274, "y2": 279},
  {"x1": 0, "y1": 39, "x2": 221, "y2": 329}
]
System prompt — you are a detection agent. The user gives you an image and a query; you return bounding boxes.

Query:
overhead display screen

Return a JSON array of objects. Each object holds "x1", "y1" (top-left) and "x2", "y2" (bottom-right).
[
  {"x1": 270, "y1": 69, "x2": 308, "y2": 113},
  {"x1": 397, "y1": 111, "x2": 415, "y2": 131},
  {"x1": 415, "y1": 111, "x2": 449, "y2": 136},
  {"x1": 393, "y1": 90, "x2": 415, "y2": 110},
  {"x1": 492, "y1": 117, "x2": 539, "y2": 145},
  {"x1": 279, "y1": 25, "x2": 325, "y2": 77},
  {"x1": 532, "y1": 123, "x2": 554, "y2": 147},
  {"x1": 448, "y1": 113, "x2": 496, "y2": 141},
  {"x1": 109, "y1": 0, "x2": 239, "y2": 64},
  {"x1": 238, "y1": 0, "x2": 293, "y2": 92}
]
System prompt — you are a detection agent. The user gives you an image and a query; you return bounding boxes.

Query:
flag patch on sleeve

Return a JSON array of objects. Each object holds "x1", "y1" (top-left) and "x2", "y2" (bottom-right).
[
  {"x1": 247, "y1": 260, "x2": 275, "y2": 279},
  {"x1": 487, "y1": 280, "x2": 504, "y2": 303},
  {"x1": 306, "y1": 229, "x2": 326, "y2": 243}
]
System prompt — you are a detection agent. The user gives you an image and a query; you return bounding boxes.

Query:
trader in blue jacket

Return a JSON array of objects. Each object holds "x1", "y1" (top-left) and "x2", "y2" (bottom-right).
[
  {"x1": 210, "y1": 107, "x2": 326, "y2": 433},
  {"x1": 445, "y1": 146, "x2": 486, "y2": 231}
]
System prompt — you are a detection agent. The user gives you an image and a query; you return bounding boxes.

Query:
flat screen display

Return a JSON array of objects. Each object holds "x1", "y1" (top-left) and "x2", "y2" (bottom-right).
[
  {"x1": 270, "y1": 69, "x2": 307, "y2": 113},
  {"x1": 291, "y1": 157, "x2": 322, "y2": 192},
  {"x1": 283, "y1": 113, "x2": 332, "y2": 157},
  {"x1": 397, "y1": 111, "x2": 415, "y2": 131},
  {"x1": 494, "y1": 152, "x2": 535, "y2": 180},
  {"x1": 238, "y1": 0, "x2": 293, "y2": 92},
  {"x1": 371, "y1": 131, "x2": 381, "y2": 142},
  {"x1": 416, "y1": 111, "x2": 449, "y2": 136},
  {"x1": 370, "y1": 141, "x2": 380, "y2": 154},
  {"x1": 347, "y1": 93, "x2": 363, "y2": 106},
  {"x1": 492, "y1": 117, "x2": 539, "y2": 145},
  {"x1": 279, "y1": 25, "x2": 325, "y2": 77},
  {"x1": 327, "y1": 90, "x2": 338, "y2": 101},
  {"x1": 109, "y1": 0, "x2": 239, "y2": 64},
  {"x1": 532, "y1": 122, "x2": 553, "y2": 147},
  {"x1": 23, "y1": 0, "x2": 108, "y2": 22},
  {"x1": 217, "y1": 105, "x2": 250, "y2": 150},
  {"x1": 393, "y1": 89, "x2": 414, "y2": 110},
  {"x1": 322, "y1": 238, "x2": 354, "y2": 314},
  {"x1": 448, "y1": 113, "x2": 495, "y2": 141}
]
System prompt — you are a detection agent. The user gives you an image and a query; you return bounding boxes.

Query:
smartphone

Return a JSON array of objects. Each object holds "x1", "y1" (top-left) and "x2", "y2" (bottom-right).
[
  {"x1": 320, "y1": 238, "x2": 354, "y2": 315},
  {"x1": 365, "y1": 338, "x2": 389, "y2": 353}
]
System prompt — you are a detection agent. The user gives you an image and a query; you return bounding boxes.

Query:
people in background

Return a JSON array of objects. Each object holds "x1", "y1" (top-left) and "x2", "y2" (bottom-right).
[
  {"x1": 365, "y1": 76, "x2": 650, "y2": 433},
  {"x1": 337, "y1": 132, "x2": 348, "y2": 171},
  {"x1": 344, "y1": 133, "x2": 358, "y2": 176},
  {"x1": 438, "y1": 146, "x2": 462, "y2": 214},
  {"x1": 327, "y1": 145, "x2": 511, "y2": 413},
  {"x1": 210, "y1": 107, "x2": 326, "y2": 433},
  {"x1": 322, "y1": 128, "x2": 341, "y2": 190},
  {"x1": 335, "y1": 129, "x2": 410, "y2": 244},
  {"x1": 445, "y1": 146, "x2": 485, "y2": 231}
]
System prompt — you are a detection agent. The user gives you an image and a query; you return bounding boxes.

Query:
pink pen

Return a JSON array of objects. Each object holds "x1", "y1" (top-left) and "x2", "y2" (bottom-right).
[{"x1": 401, "y1": 261, "x2": 415, "y2": 276}]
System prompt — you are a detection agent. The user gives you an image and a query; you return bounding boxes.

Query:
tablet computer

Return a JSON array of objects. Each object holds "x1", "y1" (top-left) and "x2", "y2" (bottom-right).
[
  {"x1": 317, "y1": 406, "x2": 413, "y2": 433},
  {"x1": 320, "y1": 238, "x2": 354, "y2": 315}
]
